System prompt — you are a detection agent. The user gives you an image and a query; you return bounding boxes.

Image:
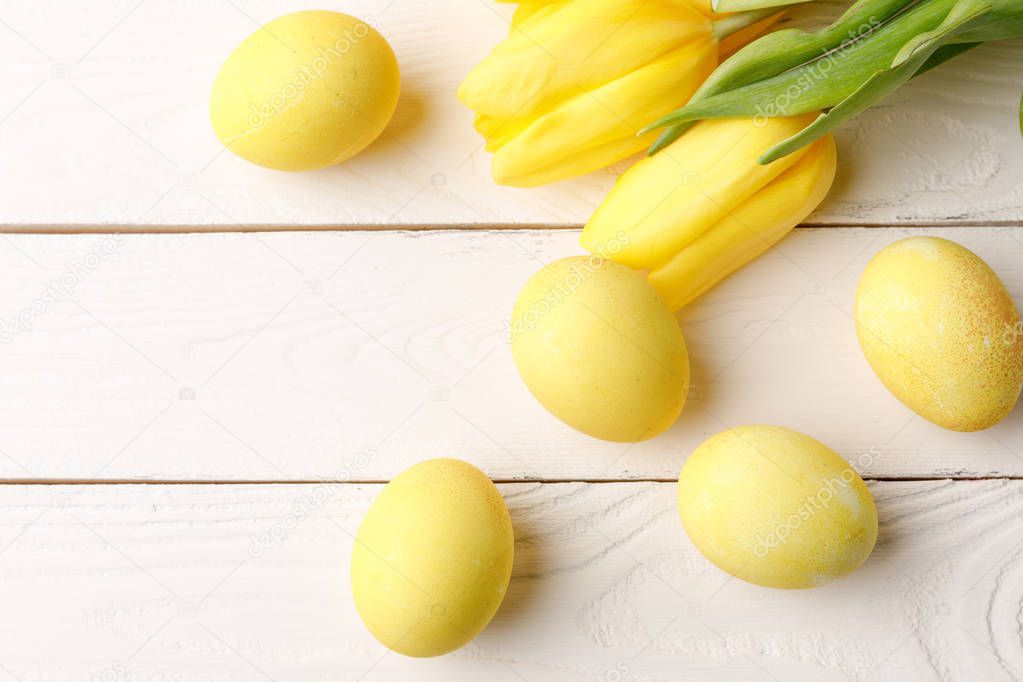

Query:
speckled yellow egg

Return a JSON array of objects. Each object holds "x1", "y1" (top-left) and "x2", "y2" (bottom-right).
[
  {"x1": 855, "y1": 237, "x2": 1023, "y2": 431},
  {"x1": 210, "y1": 10, "x2": 400, "y2": 171},
  {"x1": 351, "y1": 459, "x2": 513, "y2": 657},
  {"x1": 678, "y1": 425, "x2": 878, "y2": 589},
  {"x1": 510, "y1": 256, "x2": 689, "y2": 442}
]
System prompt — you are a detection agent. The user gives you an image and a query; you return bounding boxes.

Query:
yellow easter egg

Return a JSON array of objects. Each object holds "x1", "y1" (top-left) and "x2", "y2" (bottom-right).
[
  {"x1": 855, "y1": 237, "x2": 1023, "y2": 431},
  {"x1": 678, "y1": 425, "x2": 878, "y2": 589},
  {"x1": 351, "y1": 459, "x2": 514, "y2": 657},
  {"x1": 210, "y1": 10, "x2": 400, "y2": 171},
  {"x1": 510, "y1": 256, "x2": 689, "y2": 442}
]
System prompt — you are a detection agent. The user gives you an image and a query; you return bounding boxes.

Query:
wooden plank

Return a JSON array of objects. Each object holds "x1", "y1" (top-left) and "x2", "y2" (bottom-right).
[
  {"x1": 0, "y1": 1, "x2": 1021, "y2": 230},
  {"x1": 0, "y1": 226, "x2": 1020, "y2": 482},
  {"x1": 0, "y1": 480, "x2": 1018, "y2": 680}
]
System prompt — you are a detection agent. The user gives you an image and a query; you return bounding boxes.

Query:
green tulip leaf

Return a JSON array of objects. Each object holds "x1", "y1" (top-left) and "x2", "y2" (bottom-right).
[
  {"x1": 648, "y1": 0, "x2": 918, "y2": 154},
  {"x1": 759, "y1": 0, "x2": 994, "y2": 163},
  {"x1": 643, "y1": 0, "x2": 966, "y2": 134},
  {"x1": 915, "y1": 41, "x2": 982, "y2": 75},
  {"x1": 893, "y1": 0, "x2": 990, "y2": 67}
]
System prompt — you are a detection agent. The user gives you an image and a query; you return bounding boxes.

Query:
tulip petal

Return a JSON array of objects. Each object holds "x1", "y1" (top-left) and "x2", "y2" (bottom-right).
[
  {"x1": 457, "y1": 0, "x2": 711, "y2": 123},
  {"x1": 648, "y1": 134, "x2": 836, "y2": 309},
  {"x1": 490, "y1": 40, "x2": 716, "y2": 186},
  {"x1": 511, "y1": 0, "x2": 567, "y2": 28},
  {"x1": 503, "y1": 0, "x2": 719, "y2": 18},
  {"x1": 474, "y1": 112, "x2": 533, "y2": 152},
  {"x1": 581, "y1": 114, "x2": 817, "y2": 269}
]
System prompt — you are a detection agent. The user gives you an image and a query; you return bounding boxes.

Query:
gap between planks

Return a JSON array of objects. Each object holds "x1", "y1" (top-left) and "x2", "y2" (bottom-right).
[{"x1": 1, "y1": 220, "x2": 1023, "y2": 234}]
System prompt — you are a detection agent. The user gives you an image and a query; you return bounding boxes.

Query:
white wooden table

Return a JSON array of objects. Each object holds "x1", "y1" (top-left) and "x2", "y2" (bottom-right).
[{"x1": 1, "y1": 1, "x2": 1022, "y2": 680}]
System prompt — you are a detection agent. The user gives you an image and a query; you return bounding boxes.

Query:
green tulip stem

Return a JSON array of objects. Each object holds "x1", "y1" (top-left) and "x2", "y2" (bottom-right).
[
  {"x1": 713, "y1": 0, "x2": 813, "y2": 11},
  {"x1": 712, "y1": 8, "x2": 786, "y2": 41}
]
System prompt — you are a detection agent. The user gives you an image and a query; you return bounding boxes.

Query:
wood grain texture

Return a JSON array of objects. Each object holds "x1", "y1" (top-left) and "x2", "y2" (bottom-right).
[
  {"x1": 0, "y1": 226, "x2": 1020, "y2": 482},
  {"x1": 0, "y1": 479, "x2": 1019, "y2": 681},
  {"x1": 0, "y1": 1, "x2": 1021, "y2": 230},
  {"x1": 3, "y1": 2, "x2": 1022, "y2": 676}
]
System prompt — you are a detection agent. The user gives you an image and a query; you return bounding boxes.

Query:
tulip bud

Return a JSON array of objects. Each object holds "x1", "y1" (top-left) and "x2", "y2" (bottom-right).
[
  {"x1": 581, "y1": 115, "x2": 837, "y2": 309},
  {"x1": 499, "y1": 0, "x2": 721, "y2": 19},
  {"x1": 458, "y1": 0, "x2": 773, "y2": 187},
  {"x1": 649, "y1": 133, "x2": 836, "y2": 309}
]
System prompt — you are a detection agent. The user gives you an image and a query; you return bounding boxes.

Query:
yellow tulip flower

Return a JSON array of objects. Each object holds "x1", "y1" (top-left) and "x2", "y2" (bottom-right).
[
  {"x1": 501, "y1": 0, "x2": 721, "y2": 21},
  {"x1": 458, "y1": 0, "x2": 768, "y2": 187},
  {"x1": 581, "y1": 115, "x2": 837, "y2": 310}
]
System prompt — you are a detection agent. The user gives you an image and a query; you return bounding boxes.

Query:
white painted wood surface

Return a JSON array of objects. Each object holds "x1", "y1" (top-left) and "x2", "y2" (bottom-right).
[
  {"x1": 0, "y1": 1, "x2": 1021, "y2": 229},
  {"x1": 2, "y1": 1, "x2": 1023, "y2": 679},
  {"x1": 0, "y1": 227, "x2": 1021, "y2": 482},
  {"x1": 0, "y1": 480, "x2": 1019, "y2": 681}
]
